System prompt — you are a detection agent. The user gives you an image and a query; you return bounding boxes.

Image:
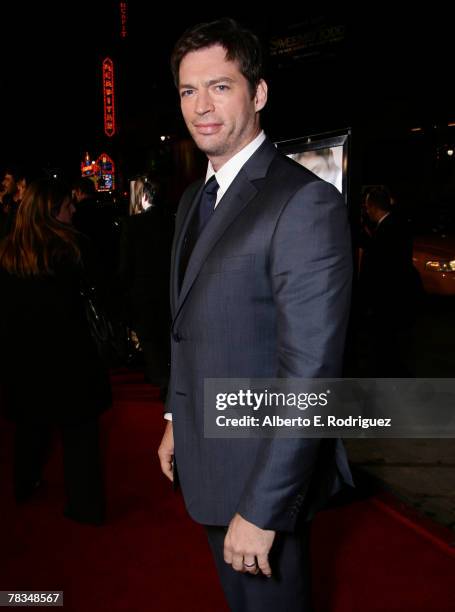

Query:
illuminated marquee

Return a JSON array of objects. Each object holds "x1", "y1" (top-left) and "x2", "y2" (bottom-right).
[
  {"x1": 103, "y1": 58, "x2": 116, "y2": 137},
  {"x1": 80, "y1": 152, "x2": 115, "y2": 192},
  {"x1": 96, "y1": 153, "x2": 116, "y2": 191}
]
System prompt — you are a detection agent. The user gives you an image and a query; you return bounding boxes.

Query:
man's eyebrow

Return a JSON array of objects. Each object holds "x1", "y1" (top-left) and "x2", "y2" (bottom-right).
[
  {"x1": 179, "y1": 76, "x2": 235, "y2": 89},
  {"x1": 206, "y1": 77, "x2": 235, "y2": 86}
]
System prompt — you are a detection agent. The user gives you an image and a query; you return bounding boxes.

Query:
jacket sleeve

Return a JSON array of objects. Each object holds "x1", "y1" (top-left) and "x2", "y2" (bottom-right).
[{"x1": 236, "y1": 180, "x2": 353, "y2": 531}]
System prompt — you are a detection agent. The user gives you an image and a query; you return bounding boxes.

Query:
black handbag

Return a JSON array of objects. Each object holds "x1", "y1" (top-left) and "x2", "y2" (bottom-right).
[{"x1": 79, "y1": 280, "x2": 130, "y2": 367}]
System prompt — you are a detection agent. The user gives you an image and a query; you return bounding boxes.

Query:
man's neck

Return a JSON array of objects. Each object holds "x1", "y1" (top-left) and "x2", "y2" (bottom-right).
[{"x1": 208, "y1": 128, "x2": 262, "y2": 172}]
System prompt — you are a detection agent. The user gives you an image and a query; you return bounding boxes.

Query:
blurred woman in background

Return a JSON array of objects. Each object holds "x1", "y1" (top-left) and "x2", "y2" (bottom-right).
[
  {"x1": 119, "y1": 176, "x2": 174, "y2": 400},
  {"x1": 0, "y1": 179, "x2": 111, "y2": 524}
]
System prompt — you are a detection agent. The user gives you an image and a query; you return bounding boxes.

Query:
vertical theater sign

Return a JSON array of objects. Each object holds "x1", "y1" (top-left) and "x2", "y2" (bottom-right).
[
  {"x1": 79, "y1": 57, "x2": 117, "y2": 192},
  {"x1": 80, "y1": 26, "x2": 122, "y2": 188},
  {"x1": 119, "y1": 2, "x2": 128, "y2": 39},
  {"x1": 103, "y1": 57, "x2": 116, "y2": 138}
]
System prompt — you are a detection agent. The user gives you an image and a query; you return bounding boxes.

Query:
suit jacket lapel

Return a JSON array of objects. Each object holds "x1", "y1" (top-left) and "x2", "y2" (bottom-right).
[
  {"x1": 176, "y1": 175, "x2": 257, "y2": 313},
  {"x1": 170, "y1": 180, "x2": 203, "y2": 315},
  {"x1": 173, "y1": 138, "x2": 278, "y2": 321}
]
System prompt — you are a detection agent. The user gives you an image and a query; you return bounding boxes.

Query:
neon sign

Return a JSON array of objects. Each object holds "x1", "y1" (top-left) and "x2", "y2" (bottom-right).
[
  {"x1": 103, "y1": 57, "x2": 116, "y2": 137},
  {"x1": 119, "y1": 2, "x2": 128, "y2": 39},
  {"x1": 80, "y1": 151, "x2": 98, "y2": 177},
  {"x1": 96, "y1": 153, "x2": 116, "y2": 191}
]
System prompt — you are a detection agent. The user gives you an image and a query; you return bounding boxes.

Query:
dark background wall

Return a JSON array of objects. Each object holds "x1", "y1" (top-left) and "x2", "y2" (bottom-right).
[{"x1": 2, "y1": 4, "x2": 454, "y2": 217}]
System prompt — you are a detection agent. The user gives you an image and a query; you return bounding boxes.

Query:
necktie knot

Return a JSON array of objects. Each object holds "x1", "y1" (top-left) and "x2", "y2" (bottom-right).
[{"x1": 204, "y1": 175, "x2": 219, "y2": 198}]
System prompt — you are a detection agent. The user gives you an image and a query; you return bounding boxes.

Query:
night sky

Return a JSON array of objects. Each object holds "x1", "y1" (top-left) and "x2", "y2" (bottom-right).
[{"x1": 2, "y1": 4, "x2": 453, "y2": 182}]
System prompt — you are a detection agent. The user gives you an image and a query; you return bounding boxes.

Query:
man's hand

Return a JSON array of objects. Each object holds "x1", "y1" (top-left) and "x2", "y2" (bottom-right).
[
  {"x1": 158, "y1": 421, "x2": 174, "y2": 482},
  {"x1": 224, "y1": 513, "x2": 275, "y2": 577}
]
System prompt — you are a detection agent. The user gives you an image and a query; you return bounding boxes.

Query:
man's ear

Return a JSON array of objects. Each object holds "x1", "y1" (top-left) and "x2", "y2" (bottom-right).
[{"x1": 254, "y1": 79, "x2": 268, "y2": 112}]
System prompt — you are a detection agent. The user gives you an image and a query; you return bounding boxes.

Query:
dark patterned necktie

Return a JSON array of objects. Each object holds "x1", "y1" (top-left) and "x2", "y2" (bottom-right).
[
  {"x1": 197, "y1": 175, "x2": 219, "y2": 236},
  {"x1": 178, "y1": 176, "x2": 220, "y2": 291}
]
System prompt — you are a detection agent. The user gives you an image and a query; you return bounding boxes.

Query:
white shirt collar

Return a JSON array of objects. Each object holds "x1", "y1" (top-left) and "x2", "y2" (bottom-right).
[
  {"x1": 204, "y1": 131, "x2": 266, "y2": 208},
  {"x1": 377, "y1": 212, "x2": 390, "y2": 226}
]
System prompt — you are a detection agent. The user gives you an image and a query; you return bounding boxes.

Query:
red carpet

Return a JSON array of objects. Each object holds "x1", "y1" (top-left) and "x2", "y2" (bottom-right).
[{"x1": 1, "y1": 370, "x2": 454, "y2": 611}]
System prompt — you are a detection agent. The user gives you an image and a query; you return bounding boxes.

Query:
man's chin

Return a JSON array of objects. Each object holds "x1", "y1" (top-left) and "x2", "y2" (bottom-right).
[
  {"x1": 197, "y1": 146, "x2": 223, "y2": 158},
  {"x1": 190, "y1": 133, "x2": 224, "y2": 156}
]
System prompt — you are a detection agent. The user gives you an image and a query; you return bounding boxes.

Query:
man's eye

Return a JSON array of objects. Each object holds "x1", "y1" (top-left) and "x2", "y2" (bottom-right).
[
  {"x1": 181, "y1": 89, "x2": 194, "y2": 98},
  {"x1": 215, "y1": 84, "x2": 229, "y2": 91}
]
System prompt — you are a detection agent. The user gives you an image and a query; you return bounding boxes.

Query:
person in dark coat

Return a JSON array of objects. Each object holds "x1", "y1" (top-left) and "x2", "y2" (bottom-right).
[
  {"x1": 358, "y1": 185, "x2": 420, "y2": 375},
  {"x1": 72, "y1": 177, "x2": 120, "y2": 295},
  {"x1": 119, "y1": 176, "x2": 174, "y2": 397},
  {"x1": 71, "y1": 177, "x2": 100, "y2": 237},
  {"x1": 0, "y1": 179, "x2": 111, "y2": 524}
]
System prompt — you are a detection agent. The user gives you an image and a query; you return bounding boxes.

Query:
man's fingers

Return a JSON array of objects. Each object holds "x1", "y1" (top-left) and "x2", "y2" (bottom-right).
[
  {"x1": 256, "y1": 553, "x2": 272, "y2": 578},
  {"x1": 158, "y1": 422, "x2": 174, "y2": 481},
  {"x1": 223, "y1": 546, "x2": 232, "y2": 566},
  {"x1": 231, "y1": 553, "x2": 245, "y2": 572},
  {"x1": 161, "y1": 460, "x2": 173, "y2": 481},
  {"x1": 223, "y1": 515, "x2": 275, "y2": 576},
  {"x1": 242, "y1": 556, "x2": 259, "y2": 575},
  {"x1": 158, "y1": 451, "x2": 174, "y2": 481},
  {"x1": 165, "y1": 461, "x2": 174, "y2": 481}
]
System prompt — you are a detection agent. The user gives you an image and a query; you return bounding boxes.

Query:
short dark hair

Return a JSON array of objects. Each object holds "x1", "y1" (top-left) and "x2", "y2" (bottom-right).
[
  {"x1": 364, "y1": 185, "x2": 392, "y2": 212},
  {"x1": 2, "y1": 165, "x2": 23, "y2": 182},
  {"x1": 171, "y1": 17, "x2": 264, "y2": 97}
]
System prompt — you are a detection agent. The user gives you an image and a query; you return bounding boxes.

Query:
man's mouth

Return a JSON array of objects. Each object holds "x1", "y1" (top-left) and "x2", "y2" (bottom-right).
[{"x1": 193, "y1": 123, "x2": 223, "y2": 135}]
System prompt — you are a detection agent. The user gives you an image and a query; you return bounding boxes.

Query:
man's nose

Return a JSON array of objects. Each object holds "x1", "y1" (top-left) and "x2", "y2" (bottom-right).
[{"x1": 194, "y1": 89, "x2": 214, "y2": 115}]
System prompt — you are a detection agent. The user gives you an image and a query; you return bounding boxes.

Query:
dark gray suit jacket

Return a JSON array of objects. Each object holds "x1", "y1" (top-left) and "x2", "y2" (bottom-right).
[{"x1": 167, "y1": 138, "x2": 353, "y2": 532}]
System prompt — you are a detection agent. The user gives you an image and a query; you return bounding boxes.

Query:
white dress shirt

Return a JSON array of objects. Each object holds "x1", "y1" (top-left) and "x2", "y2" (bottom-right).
[
  {"x1": 376, "y1": 211, "x2": 390, "y2": 227},
  {"x1": 205, "y1": 130, "x2": 266, "y2": 208}
]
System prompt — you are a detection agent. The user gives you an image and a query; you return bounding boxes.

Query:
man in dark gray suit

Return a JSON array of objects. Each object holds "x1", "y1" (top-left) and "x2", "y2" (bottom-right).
[{"x1": 158, "y1": 18, "x2": 353, "y2": 611}]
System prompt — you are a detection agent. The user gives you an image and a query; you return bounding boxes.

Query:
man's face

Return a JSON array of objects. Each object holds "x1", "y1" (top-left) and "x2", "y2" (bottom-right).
[
  {"x1": 178, "y1": 44, "x2": 267, "y2": 169},
  {"x1": 363, "y1": 198, "x2": 378, "y2": 223},
  {"x1": 2, "y1": 173, "x2": 16, "y2": 195}
]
